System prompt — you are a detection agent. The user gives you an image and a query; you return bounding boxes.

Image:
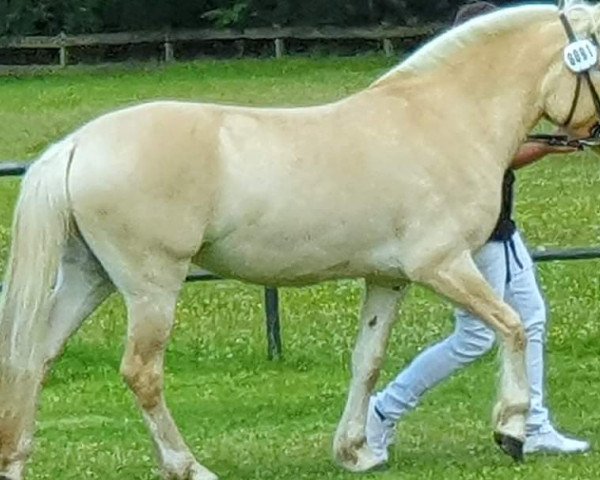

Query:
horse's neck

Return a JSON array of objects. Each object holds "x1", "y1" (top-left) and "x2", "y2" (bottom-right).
[{"x1": 369, "y1": 20, "x2": 564, "y2": 168}]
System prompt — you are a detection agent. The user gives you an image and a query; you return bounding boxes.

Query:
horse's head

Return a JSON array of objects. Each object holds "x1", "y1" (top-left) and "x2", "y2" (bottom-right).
[
  {"x1": 369, "y1": 1, "x2": 600, "y2": 161},
  {"x1": 541, "y1": 1, "x2": 600, "y2": 149}
]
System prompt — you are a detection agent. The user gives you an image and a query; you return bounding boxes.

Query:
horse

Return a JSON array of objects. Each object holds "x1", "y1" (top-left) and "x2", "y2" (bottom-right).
[{"x1": 0, "y1": 1, "x2": 599, "y2": 479}]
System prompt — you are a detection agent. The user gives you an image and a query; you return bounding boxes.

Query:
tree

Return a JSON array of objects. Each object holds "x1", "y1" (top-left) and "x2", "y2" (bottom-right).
[{"x1": 0, "y1": 0, "x2": 522, "y2": 36}]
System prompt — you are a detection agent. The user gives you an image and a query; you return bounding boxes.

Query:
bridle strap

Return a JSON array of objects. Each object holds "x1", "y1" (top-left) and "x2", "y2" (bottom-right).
[
  {"x1": 556, "y1": 11, "x2": 600, "y2": 128},
  {"x1": 563, "y1": 75, "x2": 582, "y2": 126},
  {"x1": 583, "y1": 69, "x2": 600, "y2": 115},
  {"x1": 560, "y1": 12, "x2": 577, "y2": 41},
  {"x1": 560, "y1": 12, "x2": 584, "y2": 126},
  {"x1": 585, "y1": 28, "x2": 600, "y2": 120},
  {"x1": 527, "y1": 11, "x2": 600, "y2": 147},
  {"x1": 582, "y1": 24, "x2": 600, "y2": 121}
]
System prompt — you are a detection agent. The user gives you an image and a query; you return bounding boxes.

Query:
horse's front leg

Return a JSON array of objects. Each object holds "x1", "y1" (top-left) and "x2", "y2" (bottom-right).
[
  {"x1": 415, "y1": 250, "x2": 529, "y2": 461},
  {"x1": 333, "y1": 281, "x2": 408, "y2": 472}
]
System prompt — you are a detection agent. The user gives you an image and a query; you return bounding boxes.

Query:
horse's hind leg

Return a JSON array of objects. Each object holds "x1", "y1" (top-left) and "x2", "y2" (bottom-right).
[
  {"x1": 0, "y1": 236, "x2": 112, "y2": 480},
  {"x1": 96, "y1": 247, "x2": 216, "y2": 480},
  {"x1": 43, "y1": 235, "x2": 114, "y2": 370},
  {"x1": 414, "y1": 251, "x2": 529, "y2": 461},
  {"x1": 122, "y1": 289, "x2": 217, "y2": 480}
]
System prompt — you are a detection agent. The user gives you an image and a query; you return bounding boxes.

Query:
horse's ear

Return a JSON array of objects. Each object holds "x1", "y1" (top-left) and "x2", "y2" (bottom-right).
[{"x1": 559, "y1": 0, "x2": 583, "y2": 12}]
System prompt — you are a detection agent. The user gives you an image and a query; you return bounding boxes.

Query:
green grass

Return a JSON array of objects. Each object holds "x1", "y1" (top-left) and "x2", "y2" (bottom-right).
[{"x1": 1, "y1": 56, "x2": 600, "y2": 479}]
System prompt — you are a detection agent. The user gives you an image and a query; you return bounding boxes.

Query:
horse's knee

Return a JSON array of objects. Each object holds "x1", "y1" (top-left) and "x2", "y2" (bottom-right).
[
  {"x1": 505, "y1": 322, "x2": 526, "y2": 352},
  {"x1": 120, "y1": 350, "x2": 163, "y2": 410},
  {"x1": 121, "y1": 302, "x2": 173, "y2": 411}
]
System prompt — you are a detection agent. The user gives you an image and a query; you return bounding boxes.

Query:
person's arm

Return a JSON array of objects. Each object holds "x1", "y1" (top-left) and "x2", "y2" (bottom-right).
[{"x1": 511, "y1": 142, "x2": 579, "y2": 170}]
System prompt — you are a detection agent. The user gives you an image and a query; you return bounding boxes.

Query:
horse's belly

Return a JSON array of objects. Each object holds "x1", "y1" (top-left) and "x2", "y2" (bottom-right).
[{"x1": 196, "y1": 226, "x2": 405, "y2": 286}]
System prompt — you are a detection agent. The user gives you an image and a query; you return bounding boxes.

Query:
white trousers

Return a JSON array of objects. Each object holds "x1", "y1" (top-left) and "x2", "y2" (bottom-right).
[{"x1": 375, "y1": 231, "x2": 550, "y2": 433}]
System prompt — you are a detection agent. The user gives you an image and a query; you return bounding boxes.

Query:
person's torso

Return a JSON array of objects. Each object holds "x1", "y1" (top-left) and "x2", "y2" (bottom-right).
[{"x1": 488, "y1": 169, "x2": 516, "y2": 242}]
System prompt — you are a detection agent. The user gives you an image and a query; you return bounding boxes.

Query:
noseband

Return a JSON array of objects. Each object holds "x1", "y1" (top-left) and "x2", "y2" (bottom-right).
[{"x1": 528, "y1": 10, "x2": 600, "y2": 148}]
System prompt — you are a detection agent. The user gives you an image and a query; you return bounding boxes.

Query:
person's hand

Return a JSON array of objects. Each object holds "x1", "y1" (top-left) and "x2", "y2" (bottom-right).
[
  {"x1": 540, "y1": 143, "x2": 581, "y2": 155},
  {"x1": 513, "y1": 139, "x2": 580, "y2": 169}
]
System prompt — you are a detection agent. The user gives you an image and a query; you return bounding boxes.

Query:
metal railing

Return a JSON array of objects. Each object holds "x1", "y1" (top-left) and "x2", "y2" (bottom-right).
[{"x1": 0, "y1": 161, "x2": 598, "y2": 360}]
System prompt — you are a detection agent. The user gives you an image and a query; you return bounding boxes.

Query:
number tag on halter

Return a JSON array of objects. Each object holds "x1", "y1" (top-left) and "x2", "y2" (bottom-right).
[{"x1": 564, "y1": 39, "x2": 598, "y2": 73}]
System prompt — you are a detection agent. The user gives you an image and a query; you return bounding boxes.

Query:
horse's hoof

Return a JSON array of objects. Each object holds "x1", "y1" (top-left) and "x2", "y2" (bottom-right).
[
  {"x1": 335, "y1": 443, "x2": 387, "y2": 473},
  {"x1": 0, "y1": 476, "x2": 14, "y2": 480},
  {"x1": 188, "y1": 462, "x2": 219, "y2": 480},
  {"x1": 494, "y1": 432, "x2": 524, "y2": 462}
]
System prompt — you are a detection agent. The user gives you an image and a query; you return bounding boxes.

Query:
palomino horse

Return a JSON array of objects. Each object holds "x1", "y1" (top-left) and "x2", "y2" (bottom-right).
[{"x1": 0, "y1": 2, "x2": 599, "y2": 479}]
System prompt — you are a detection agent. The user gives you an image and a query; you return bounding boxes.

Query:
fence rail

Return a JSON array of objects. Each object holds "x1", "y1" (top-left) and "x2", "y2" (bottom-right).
[
  {"x1": 1, "y1": 161, "x2": 599, "y2": 360},
  {"x1": 0, "y1": 24, "x2": 444, "y2": 66}
]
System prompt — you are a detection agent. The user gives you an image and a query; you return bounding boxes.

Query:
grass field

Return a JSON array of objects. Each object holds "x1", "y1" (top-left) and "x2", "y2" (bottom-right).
[{"x1": 1, "y1": 56, "x2": 600, "y2": 480}]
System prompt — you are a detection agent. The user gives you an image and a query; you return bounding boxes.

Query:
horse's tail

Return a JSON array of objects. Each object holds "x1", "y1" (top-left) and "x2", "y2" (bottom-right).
[
  {"x1": 0, "y1": 138, "x2": 75, "y2": 372},
  {"x1": 0, "y1": 138, "x2": 76, "y2": 476}
]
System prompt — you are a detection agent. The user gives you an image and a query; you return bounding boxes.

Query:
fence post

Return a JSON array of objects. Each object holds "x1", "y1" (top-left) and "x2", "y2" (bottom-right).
[
  {"x1": 274, "y1": 38, "x2": 286, "y2": 59},
  {"x1": 234, "y1": 39, "x2": 245, "y2": 58},
  {"x1": 59, "y1": 31, "x2": 68, "y2": 67},
  {"x1": 164, "y1": 32, "x2": 174, "y2": 62},
  {"x1": 264, "y1": 287, "x2": 282, "y2": 360},
  {"x1": 382, "y1": 38, "x2": 394, "y2": 57}
]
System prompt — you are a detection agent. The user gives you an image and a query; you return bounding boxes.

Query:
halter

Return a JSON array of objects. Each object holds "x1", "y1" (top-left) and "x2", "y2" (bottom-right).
[{"x1": 528, "y1": 10, "x2": 600, "y2": 148}]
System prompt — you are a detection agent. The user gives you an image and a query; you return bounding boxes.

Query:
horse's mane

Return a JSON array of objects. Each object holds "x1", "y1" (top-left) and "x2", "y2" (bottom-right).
[{"x1": 373, "y1": 4, "x2": 559, "y2": 85}]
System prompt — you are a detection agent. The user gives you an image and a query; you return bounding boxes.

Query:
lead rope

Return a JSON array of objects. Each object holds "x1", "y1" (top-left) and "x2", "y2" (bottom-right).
[{"x1": 560, "y1": 12, "x2": 584, "y2": 127}]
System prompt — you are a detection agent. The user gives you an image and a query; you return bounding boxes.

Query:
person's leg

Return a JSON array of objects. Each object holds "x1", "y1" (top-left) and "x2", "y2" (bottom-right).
[
  {"x1": 371, "y1": 241, "x2": 507, "y2": 426},
  {"x1": 503, "y1": 232, "x2": 548, "y2": 432},
  {"x1": 504, "y1": 232, "x2": 589, "y2": 454},
  {"x1": 373, "y1": 315, "x2": 496, "y2": 421}
]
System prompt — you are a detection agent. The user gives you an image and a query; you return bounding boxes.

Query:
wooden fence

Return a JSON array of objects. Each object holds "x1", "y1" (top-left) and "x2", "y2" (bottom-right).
[{"x1": 0, "y1": 24, "x2": 444, "y2": 66}]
